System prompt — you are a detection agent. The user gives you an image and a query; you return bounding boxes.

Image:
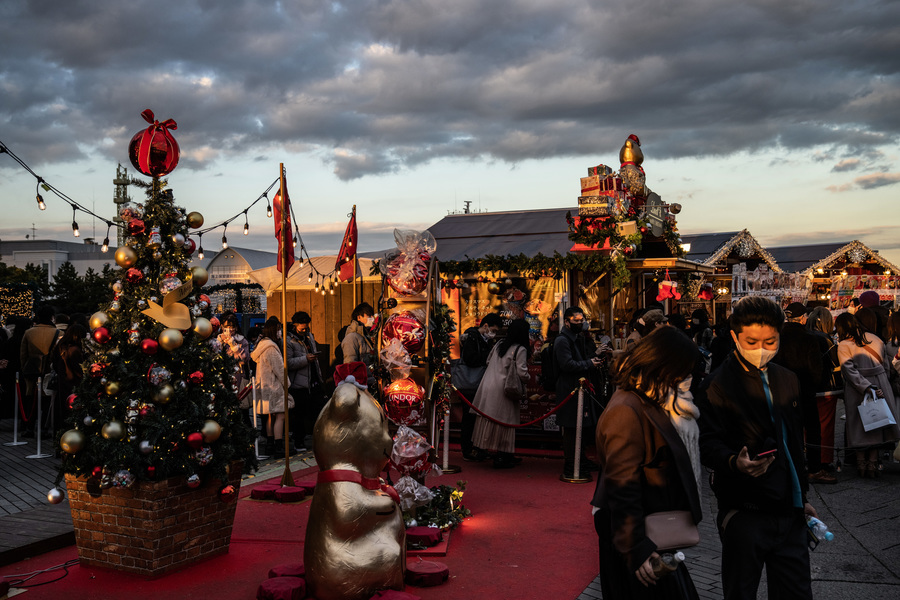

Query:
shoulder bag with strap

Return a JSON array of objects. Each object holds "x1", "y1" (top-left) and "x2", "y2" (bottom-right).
[{"x1": 503, "y1": 346, "x2": 527, "y2": 401}]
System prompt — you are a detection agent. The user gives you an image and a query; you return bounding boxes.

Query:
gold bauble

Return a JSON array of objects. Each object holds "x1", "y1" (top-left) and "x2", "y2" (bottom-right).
[
  {"x1": 190, "y1": 266, "x2": 209, "y2": 287},
  {"x1": 159, "y1": 328, "x2": 184, "y2": 351},
  {"x1": 105, "y1": 381, "x2": 120, "y2": 396},
  {"x1": 101, "y1": 420, "x2": 125, "y2": 440},
  {"x1": 192, "y1": 317, "x2": 213, "y2": 340},
  {"x1": 202, "y1": 420, "x2": 222, "y2": 443},
  {"x1": 154, "y1": 383, "x2": 176, "y2": 404},
  {"x1": 60, "y1": 429, "x2": 86, "y2": 453},
  {"x1": 115, "y1": 246, "x2": 138, "y2": 268},
  {"x1": 186, "y1": 211, "x2": 205, "y2": 229},
  {"x1": 89, "y1": 311, "x2": 110, "y2": 330}
]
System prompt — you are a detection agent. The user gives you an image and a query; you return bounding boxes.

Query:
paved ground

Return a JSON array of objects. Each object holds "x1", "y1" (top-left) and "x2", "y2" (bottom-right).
[{"x1": 3, "y1": 402, "x2": 900, "y2": 599}]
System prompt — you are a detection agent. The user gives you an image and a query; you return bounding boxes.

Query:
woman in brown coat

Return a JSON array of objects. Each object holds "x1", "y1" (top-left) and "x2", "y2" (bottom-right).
[{"x1": 591, "y1": 326, "x2": 702, "y2": 599}]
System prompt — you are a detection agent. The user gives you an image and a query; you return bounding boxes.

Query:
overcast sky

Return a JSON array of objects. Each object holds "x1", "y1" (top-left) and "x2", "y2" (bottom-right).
[{"x1": 1, "y1": 0, "x2": 898, "y2": 266}]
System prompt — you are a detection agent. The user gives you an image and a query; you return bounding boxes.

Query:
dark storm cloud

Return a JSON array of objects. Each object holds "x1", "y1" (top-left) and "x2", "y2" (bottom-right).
[{"x1": 1, "y1": 0, "x2": 898, "y2": 180}]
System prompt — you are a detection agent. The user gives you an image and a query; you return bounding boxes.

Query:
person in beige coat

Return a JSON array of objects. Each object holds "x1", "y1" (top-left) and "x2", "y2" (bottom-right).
[
  {"x1": 251, "y1": 318, "x2": 293, "y2": 458},
  {"x1": 471, "y1": 318, "x2": 531, "y2": 468}
]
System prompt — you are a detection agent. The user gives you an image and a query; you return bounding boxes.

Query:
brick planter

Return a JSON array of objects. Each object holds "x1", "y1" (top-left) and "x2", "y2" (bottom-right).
[{"x1": 65, "y1": 462, "x2": 242, "y2": 577}]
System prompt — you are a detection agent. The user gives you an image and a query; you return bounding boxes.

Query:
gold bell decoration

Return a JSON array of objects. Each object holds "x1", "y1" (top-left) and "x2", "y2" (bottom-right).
[
  {"x1": 89, "y1": 311, "x2": 110, "y2": 330},
  {"x1": 101, "y1": 420, "x2": 125, "y2": 440},
  {"x1": 187, "y1": 211, "x2": 204, "y2": 229},
  {"x1": 159, "y1": 328, "x2": 184, "y2": 351},
  {"x1": 115, "y1": 246, "x2": 138, "y2": 268},
  {"x1": 190, "y1": 266, "x2": 209, "y2": 287},
  {"x1": 202, "y1": 420, "x2": 222, "y2": 443},
  {"x1": 193, "y1": 317, "x2": 213, "y2": 340},
  {"x1": 60, "y1": 429, "x2": 86, "y2": 453}
]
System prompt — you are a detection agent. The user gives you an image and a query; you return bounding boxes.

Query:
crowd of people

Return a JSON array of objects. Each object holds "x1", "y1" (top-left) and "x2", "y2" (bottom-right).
[
  {"x1": 453, "y1": 293, "x2": 899, "y2": 600},
  {"x1": 3, "y1": 287, "x2": 899, "y2": 599}
]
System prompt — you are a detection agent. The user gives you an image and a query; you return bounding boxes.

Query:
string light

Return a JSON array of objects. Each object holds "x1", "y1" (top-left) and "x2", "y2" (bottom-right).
[
  {"x1": 307, "y1": 271, "x2": 313, "y2": 283},
  {"x1": 36, "y1": 180, "x2": 46, "y2": 210},
  {"x1": 198, "y1": 233, "x2": 204, "y2": 260},
  {"x1": 71, "y1": 205, "x2": 80, "y2": 237},
  {"x1": 222, "y1": 224, "x2": 228, "y2": 249},
  {"x1": 243, "y1": 210, "x2": 249, "y2": 235},
  {"x1": 101, "y1": 222, "x2": 112, "y2": 252},
  {"x1": 314, "y1": 277, "x2": 320, "y2": 293},
  {"x1": 292, "y1": 235, "x2": 297, "y2": 248},
  {"x1": 265, "y1": 193, "x2": 272, "y2": 218}
]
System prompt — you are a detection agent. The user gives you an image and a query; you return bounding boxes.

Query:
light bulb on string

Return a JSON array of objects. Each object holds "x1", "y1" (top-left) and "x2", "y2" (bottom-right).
[
  {"x1": 198, "y1": 234, "x2": 204, "y2": 260},
  {"x1": 243, "y1": 211, "x2": 249, "y2": 235},
  {"x1": 292, "y1": 235, "x2": 297, "y2": 248},
  {"x1": 71, "y1": 205, "x2": 80, "y2": 237},
  {"x1": 265, "y1": 193, "x2": 272, "y2": 218},
  {"x1": 314, "y1": 277, "x2": 320, "y2": 293},
  {"x1": 307, "y1": 271, "x2": 313, "y2": 283},
  {"x1": 36, "y1": 180, "x2": 46, "y2": 210},
  {"x1": 222, "y1": 224, "x2": 228, "y2": 249},
  {"x1": 101, "y1": 222, "x2": 112, "y2": 253}
]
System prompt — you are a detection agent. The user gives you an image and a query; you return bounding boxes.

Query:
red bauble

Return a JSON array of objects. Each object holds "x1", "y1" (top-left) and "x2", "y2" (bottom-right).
[
  {"x1": 89, "y1": 363, "x2": 107, "y2": 377},
  {"x1": 386, "y1": 251, "x2": 431, "y2": 296},
  {"x1": 127, "y1": 219, "x2": 146, "y2": 235},
  {"x1": 93, "y1": 327, "x2": 111, "y2": 344},
  {"x1": 383, "y1": 377, "x2": 426, "y2": 426},
  {"x1": 198, "y1": 294, "x2": 211, "y2": 305},
  {"x1": 219, "y1": 484, "x2": 237, "y2": 503},
  {"x1": 188, "y1": 371, "x2": 204, "y2": 384},
  {"x1": 91, "y1": 466, "x2": 103, "y2": 478},
  {"x1": 187, "y1": 432, "x2": 204, "y2": 450},
  {"x1": 209, "y1": 317, "x2": 220, "y2": 332},
  {"x1": 141, "y1": 338, "x2": 159, "y2": 355},
  {"x1": 67, "y1": 393, "x2": 78, "y2": 408},
  {"x1": 128, "y1": 109, "x2": 180, "y2": 177},
  {"x1": 381, "y1": 310, "x2": 426, "y2": 353},
  {"x1": 125, "y1": 268, "x2": 144, "y2": 283},
  {"x1": 184, "y1": 238, "x2": 196, "y2": 254},
  {"x1": 147, "y1": 466, "x2": 156, "y2": 477}
]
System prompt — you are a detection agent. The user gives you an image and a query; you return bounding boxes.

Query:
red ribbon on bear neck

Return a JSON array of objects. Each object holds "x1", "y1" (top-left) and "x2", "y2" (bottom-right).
[{"x1": 317, "y1": 469, "x2": 401, "y2": 504}]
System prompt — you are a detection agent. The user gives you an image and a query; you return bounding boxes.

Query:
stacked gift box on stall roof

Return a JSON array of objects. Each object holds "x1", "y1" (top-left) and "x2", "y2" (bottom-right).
[{"x1": 578, "y1": 164, "x2": 630, "y2": 217}]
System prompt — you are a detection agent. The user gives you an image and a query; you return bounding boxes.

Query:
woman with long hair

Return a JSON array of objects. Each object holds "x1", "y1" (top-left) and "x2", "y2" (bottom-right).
[
  {"x1": 250, "y1": 317, "x2": 293, "y2": 458},
  {"x1": 471, "y1": 319, "x2": 531, "y2": 469},
  {"x1": 806, "y1": 306, "x2": 841, "y2": 472},
  {"x1": 591, "y1": 326, "x2": 702, "y2": 600},
  {"x1": 834, "y1": 312, "x2": 900, "y2": 477}
]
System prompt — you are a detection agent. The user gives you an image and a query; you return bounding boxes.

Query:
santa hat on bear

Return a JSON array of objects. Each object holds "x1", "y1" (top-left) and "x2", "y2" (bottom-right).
[{"x1": 333, "y1": 362, "x2": 368, "y2": 390}]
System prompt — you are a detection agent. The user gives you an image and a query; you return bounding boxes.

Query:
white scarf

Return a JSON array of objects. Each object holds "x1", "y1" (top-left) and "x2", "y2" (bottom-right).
[{"x1": 661, "y1": 376, "x2": 702, "y2": 501}]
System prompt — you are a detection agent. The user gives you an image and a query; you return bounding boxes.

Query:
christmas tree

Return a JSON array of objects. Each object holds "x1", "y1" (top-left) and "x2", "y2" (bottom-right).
[{"x1": 54, "y1": 111, "x2": 257, "y2": 493}]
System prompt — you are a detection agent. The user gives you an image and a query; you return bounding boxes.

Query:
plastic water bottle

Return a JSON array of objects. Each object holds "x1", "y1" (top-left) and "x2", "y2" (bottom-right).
[
  {"x1": 807, "y1": 517, "x2": 834, "y2": 542},
  {"x1": 650, "y1": 551, "x2": 685, "y2": 578}
]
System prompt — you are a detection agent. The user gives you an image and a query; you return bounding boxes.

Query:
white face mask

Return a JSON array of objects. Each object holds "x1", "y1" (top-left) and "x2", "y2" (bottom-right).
[
  {"x1": 732, "y1": 332, "x2": 779, "y2": 369},
  {"x1": 484, "y1": 331, "x2": 496, "y2": 340},
  {"x1": 365, "y1": 316, "x2": 375, "y2": 328}
]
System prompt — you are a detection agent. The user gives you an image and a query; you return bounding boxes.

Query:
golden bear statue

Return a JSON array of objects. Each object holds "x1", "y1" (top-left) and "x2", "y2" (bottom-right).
[{"x1": 304, "y1": 366, "x2": 406, "y2": 600}]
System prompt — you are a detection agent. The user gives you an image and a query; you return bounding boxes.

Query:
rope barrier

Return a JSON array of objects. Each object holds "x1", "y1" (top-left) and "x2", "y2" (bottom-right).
[{"x1": 451, "y1": 383, "x2": 578, "y2": 428}]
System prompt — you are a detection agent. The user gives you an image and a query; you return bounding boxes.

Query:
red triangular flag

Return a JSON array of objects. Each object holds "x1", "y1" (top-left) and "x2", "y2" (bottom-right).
[
  {"x1": 273, "y1": 188, "x2": 294, "y2": 274},
  {"x1": 335, "y1": 209, "x2": 358, "y2": 282}
]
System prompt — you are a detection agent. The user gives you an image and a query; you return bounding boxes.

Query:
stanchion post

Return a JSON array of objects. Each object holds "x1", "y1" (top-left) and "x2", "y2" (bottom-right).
[
  {"x1": 26, "y1": 376, "x2": 52, "y2": 459},
  {"x1": 4, "y1": 372, "x2": 27, "y2": 447},
  {"x1": 560, "y1": 378, "x2": 591, "y2": 483},
  {"x1": 442, "y1": 407, "x2": 461, "y2": 474}
]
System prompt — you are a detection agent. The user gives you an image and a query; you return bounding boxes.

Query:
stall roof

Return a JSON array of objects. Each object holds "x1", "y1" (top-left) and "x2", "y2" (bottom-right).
[
  {"x1": 678, "y1": 229, "x2": 780, "y2": 271},
  {"x1": 247, "y1": 256, "x2": 379, "y2": 292},
  {"x1": 767, "y1": 242, "x2": 849, "y2": 273},
  {"x1": 427, "y1": 208, "x2": 574, "y2": 261}
]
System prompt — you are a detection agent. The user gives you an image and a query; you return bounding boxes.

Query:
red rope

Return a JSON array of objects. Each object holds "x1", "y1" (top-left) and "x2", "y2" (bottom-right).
[
  {"x1": 16, "y1": 380, "x2": 29, "y2": 423},
  {"x1": 452, "y1": 384, "x2": 578, "y2": 428}
]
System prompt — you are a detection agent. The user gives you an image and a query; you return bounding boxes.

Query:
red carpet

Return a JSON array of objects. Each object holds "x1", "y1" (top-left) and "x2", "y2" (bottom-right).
[{"x1": 0, "y1": 453, "x2": 599, "y2": 600}]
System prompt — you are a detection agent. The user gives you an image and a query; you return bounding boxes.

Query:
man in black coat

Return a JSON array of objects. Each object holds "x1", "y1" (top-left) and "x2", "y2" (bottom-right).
[
  {"x1": 554, "y1": 306, "x2": 602, "y2": 478},
  {"x1": 772, "y1": 303, "x2": 833, "y2": 484},
  {"x1": 696, "y1": 297, "x2": 818, "y2": 600}
]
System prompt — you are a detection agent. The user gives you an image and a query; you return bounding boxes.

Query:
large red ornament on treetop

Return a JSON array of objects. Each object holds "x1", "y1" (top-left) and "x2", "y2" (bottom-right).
[
  {"x1": 128, "y1": 109, "x2": 180, "y2": 177},
  {"x1": 381, "y1": 310, "x2": 426, "y2": 353},
  {"x1": 383, "y1": 377, "x2": 426, "y2": 426}
]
